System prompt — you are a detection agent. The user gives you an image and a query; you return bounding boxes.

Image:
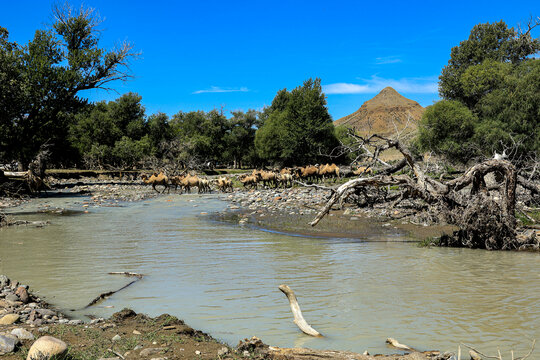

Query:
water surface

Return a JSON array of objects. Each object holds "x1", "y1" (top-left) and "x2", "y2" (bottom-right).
[{"x1": 1, "y1": 194, "x2": 539, "y2": 356}]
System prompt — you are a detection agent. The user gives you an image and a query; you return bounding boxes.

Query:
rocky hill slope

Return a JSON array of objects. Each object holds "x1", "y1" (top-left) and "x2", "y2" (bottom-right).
[{"x1": 335, "y1": 87, "x2": 424, "y2": 136}]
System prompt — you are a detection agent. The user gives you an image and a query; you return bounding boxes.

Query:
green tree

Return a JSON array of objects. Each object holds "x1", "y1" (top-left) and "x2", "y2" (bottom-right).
[
  {"x1": 439, "y1": 20, "x2": 539, "y2": 107},
  {"x1": 255, "y1": 78, "x2": 338, "y2": 165},
  {"x1": 419, "y1": 19, "x2": 540, "y2": 162},
  {"x1": 223, "y1": 110, "x2": 260, "y2": 168},
  {"x1": 0, "y1": 4, "x2": 137, "y2": 169},
  {"x1": 417, "y1": 100, "x2": 477, "y2": 161},
  {"x1": 170, "y1": 109, "x2": 228, "y2": 167},
  {"x1": 69, "y1": 93, "x2": 148, "y2": 168}
]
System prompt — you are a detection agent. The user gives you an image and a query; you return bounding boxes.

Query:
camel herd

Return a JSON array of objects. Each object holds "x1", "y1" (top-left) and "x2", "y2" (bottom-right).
[
  {"x1": 141, "y1": 163, "x2": 347, "y2": 194},
  {"x1": 141, "y1": 173, "x2": 232, "y2": 194}
]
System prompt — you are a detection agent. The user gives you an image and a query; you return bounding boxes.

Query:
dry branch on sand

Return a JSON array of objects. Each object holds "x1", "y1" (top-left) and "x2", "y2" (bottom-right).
[{"x1": 310, "y1": 133, "x2": 540, "y2": 250}]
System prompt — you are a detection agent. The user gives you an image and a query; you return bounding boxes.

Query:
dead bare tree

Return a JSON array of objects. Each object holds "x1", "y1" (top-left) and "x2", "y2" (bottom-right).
[{"x1": 310, "y1": 133, "x2": 539, "y2": 250}]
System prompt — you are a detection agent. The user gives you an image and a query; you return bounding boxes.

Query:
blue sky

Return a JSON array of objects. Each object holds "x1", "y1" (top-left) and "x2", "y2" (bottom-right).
[{"x1": 1, "y1": 1, "x2": 538, "y2": 120}]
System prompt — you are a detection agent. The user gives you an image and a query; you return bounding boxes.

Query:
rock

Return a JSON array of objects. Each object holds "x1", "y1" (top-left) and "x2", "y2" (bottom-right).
[
  {"x1": 68, "y1": 320, "x2": 83, "y2": 325},
  {"x1": 0, "y1": 314, "x2": 20, "y2": 325},
  {"x1": 38, "y1": 326, "x2": 49, "y2": 333},
  {"x1": 140, "y1": 347, "x2": 164, "y2": 357},
  {"x1": 133, "y1": 330, "x2": 141, "y2": 335},
  {"x1": 0, "y1": 275, "x2": 9, "y2": 288},
  {"x1": 112, "y1": 334, "x2": 121, "y2": 342},
  {"x1": 5, "y1": 294, "x2": 19, "y2": 302},
  {"x1": 11, "y1": 328, "x2": 35, "y2": 340},
  {"x1": 217, "y1": 347, "x2": 229, "y2": 356},
  {"x1": 0, "y1": 299, "x2": 9, "y2": 308},
  {"x1": 26, "y1": 336, "x2": 67, "y2": 360},
  {"x1": 15, "y1": 286, "x2": 30, "y2": 303},
  {"x1": 195, "y1": 350, "x2": 201, "y2": 355},
  {"x1": 0, "y1": 334, "x2": 18, "y2": 354},
  {"x1": 90, "y1": 318, "x2": 104, "y2": 324},
  {"x1": 243, "y1": 350, "x2": 250, "y2": 357},
  {"x1": 37, "y1": 309, "x2": 56, "y2": 317}
]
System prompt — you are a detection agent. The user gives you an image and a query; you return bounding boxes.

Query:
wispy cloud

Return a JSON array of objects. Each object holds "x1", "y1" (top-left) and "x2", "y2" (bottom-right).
[
  {"x1": 323, "y1": 76, "x2": 438, "y2": 95},
  {"x1": 193, "y1": 86, "x2": 249, "y2": 94},
  {"x1": 374, "y1": 56, "x2": 402, "y2": 65}
]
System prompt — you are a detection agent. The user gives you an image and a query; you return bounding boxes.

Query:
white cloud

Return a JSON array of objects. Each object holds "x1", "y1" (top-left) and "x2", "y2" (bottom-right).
[
  {"x1": 375, "y1": 56, "x2": 402, "y2": 65},
  {"x1": 193, "y1": 86, "x2": 249, "y2": 94},
  {"x1": 323, "y1": 76, "x2": 438, "y2": 95}
]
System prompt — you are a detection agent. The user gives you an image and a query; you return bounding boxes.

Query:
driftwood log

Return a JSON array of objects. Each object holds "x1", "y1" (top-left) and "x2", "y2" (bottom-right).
[
  {"x1": 84, "y1": 272, "x2": 144, "y2": 308},
  {"x1": 278, "y1": 285, "x2": 322, "y2": 337},
  {"x1": 265, "y1": 346, "x2": 442, "y2": 360}
]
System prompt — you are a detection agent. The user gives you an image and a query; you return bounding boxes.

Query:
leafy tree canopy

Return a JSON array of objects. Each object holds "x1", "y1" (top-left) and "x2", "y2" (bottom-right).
[
  {"x1": 0, "y1": 3, "x2": 137, "y2": 169},
  {"x1": 419, "y1": 19, "x2": 540, "y2": 162},
  {"x1": 255, "y1": 78, "x2": 338, "y2": 166}
]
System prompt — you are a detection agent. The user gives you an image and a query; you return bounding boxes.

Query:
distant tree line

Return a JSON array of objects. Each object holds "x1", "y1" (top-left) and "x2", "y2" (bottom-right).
[{"x1": 0, "y1": 3, "x2": 341, "y2": 171}]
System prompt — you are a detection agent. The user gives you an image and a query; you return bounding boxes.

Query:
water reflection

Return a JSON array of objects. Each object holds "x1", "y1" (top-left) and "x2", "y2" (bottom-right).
[{"x1": 1, "y1": 194, "x2": 539, "y2": 356}]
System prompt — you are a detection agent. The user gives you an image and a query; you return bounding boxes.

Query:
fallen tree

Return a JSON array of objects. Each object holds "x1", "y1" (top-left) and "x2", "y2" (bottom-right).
[{"x1": 310, "y1": 133, "x2": 540, "y2": 250}]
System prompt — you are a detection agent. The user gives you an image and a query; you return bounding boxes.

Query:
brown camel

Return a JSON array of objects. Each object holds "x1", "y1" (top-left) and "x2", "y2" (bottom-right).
[{"x1": 141, "y1": 172, "x2": 169, "y2": 193}]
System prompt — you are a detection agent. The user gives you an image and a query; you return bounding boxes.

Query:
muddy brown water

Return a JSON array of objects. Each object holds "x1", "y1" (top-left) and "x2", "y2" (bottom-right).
[{"x1": 1, "y1": 193, "x2": 539, "y2": 356}]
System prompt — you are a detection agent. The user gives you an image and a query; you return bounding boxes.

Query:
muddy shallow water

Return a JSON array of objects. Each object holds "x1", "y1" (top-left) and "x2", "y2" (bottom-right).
[{"x1": 1, "y1": 193, "x2": 539, "y2": 356}]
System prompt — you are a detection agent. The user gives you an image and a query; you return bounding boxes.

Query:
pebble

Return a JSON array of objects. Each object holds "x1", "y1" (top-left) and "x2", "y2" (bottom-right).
[
  {"x1": 217, "y1": 346, "x2": 229, "y2": 356},
  {"x1": 140, "y1": 347, "x2": 164, "y2": 357},
  {"x1": 195, "y1": 350, "x2": 201, "y2": 355},
  {"x1": 112, "y1": 334, "x2": 121, "y2": 342}
]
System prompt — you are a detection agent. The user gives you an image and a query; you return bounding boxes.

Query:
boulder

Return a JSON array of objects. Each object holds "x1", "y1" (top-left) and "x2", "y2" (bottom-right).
[
  {"x1": 0, "y1": 314, "x2": 20, "y2": 325},
  {"x1": 26, "y1": 336, "x2": 67, "y2": 360}
]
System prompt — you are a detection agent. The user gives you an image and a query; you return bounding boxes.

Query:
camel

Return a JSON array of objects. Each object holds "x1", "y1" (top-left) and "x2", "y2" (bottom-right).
[
  {"x1": 277, "y1": 173, "x2": 293, "y2": 188},
  {"x1": 176, "y1": 174, "x2": 201, "y2": 193},
  {"x1": 319, "y1": 163, "x2": 340, "y2": 181},
  {"x1": 352, "y1": 166, "x2": 373, "y2": 176},
  {"x1": 215, "y1": 176, "x2": 233, "y2": 192},
  {"x1": 295, "y1": 165, "x2": 319, "y2": 183},
  {"x1": 239, "y1": 174, "x2": 258, "y2": 189},
  {"x1": 254, "y1": 170, "x2": 277, "y2": 188},
  {"x1": 198, "y1": 177, "x2": 211, "y2": 193},
  {"x1": 141, "y1": 172, "x2": 169, "y2": 193}
]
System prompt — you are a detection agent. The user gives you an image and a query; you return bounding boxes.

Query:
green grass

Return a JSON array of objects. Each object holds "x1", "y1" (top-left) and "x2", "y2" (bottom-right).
[
  {"x1": 417, "y1": 236, "x2": 441, "y2": 247},
  {"x1": 517, "y1": 209, "x2": 540, "y2": 226}
]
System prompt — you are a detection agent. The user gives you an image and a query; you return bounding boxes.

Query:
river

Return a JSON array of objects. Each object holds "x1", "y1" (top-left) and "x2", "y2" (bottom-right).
[{"x1": 1, "y1": 193, "x2": 539, "y2": 356}]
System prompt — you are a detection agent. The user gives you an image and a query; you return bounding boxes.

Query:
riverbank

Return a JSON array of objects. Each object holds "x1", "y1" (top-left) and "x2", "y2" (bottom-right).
[
  {"x1": 2, "y1": 177, "x2": 454, "y2": 243},
  {"x1": 216, "y1": 187, "x2": 456, "y2": 242},
  {"x1": 0, "y1": 276, "x2": 449, "y2": 360}
]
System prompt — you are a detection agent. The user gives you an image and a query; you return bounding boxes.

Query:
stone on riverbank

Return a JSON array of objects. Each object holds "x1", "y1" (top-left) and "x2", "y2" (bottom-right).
[
  {"x1": 0, "y1": 314, "x2": 20, "y2": 325},
  {"x1": 26, "y1": 336, "x2": 67, "y2": 360},
  {"x1": 0, "y1": 335, "x2": 18, "y2": 355},
  {"x1": 11, "y1": 328, "x2": 34, "y2": 340}
]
